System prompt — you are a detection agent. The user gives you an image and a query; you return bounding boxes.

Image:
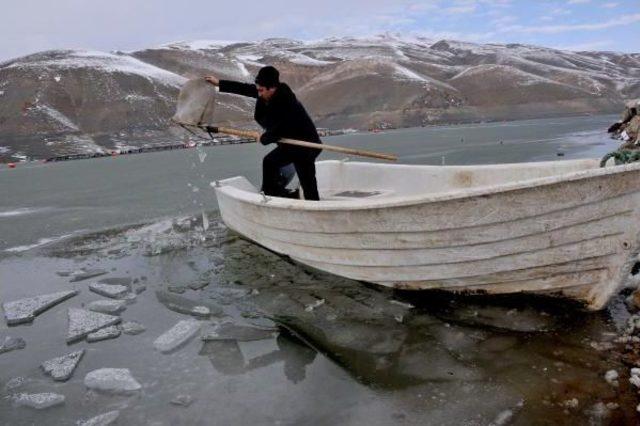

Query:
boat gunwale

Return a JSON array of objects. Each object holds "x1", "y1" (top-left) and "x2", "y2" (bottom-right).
[{"x1": 214, "y1": 160, "x2": 640, "y2": 212}]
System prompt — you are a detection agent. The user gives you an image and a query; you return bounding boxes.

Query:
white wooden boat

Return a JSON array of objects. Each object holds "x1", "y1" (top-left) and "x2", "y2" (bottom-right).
[{"x1": 213, "y1": 159, "x2": 640, "y2": 310}]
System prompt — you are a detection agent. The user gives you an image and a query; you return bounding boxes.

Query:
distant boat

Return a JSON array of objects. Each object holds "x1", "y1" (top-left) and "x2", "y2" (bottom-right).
[{"x1": 214, "y1": 159, "x2": 640, "y2": 310}]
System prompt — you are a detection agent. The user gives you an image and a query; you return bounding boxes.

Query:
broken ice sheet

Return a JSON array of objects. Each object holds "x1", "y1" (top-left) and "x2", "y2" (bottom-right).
[
  {"x1": 3, "y1": 290, "x2": 78, "y2": 325},
  {"x1": 154, "y1": 319, "x2": 201, "y2": 353},
  {"x1": 12, "y1": 392, "x2": 65, "y2": 409},
  {"x1": 87, "y1": 299, "x2": 127, "y2": 315},
  {"x1": 66, "y1": 308, "x2": 121, "y2": 343},
  {"x1": 41, "y1": 349, "x2": 85, "y2": 381},
  {"x1": 69, "y1": 269, "x2": 108, "y2": 282},
  {"x1": 120, "y1": 321, "x2": 146, "y2": 335},
  {"x1": 0, "y1": 336, "x2": 26, "y2": 354},
  {"x1": 88, "y1": 283, "x2": 129, "y2": 299},
  {"x1": 87, "y1": 326, "x2": 121, "y2": 343},
  {"x1": 78, "y1": 410, "x2": 120, "y2": 426},
  {"x1": 84, "y1": 368, "x2": 141, "y2": 394}
]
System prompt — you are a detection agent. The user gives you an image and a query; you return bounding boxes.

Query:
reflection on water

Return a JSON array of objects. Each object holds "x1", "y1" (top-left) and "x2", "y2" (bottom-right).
[
  {"x1": 201, "y1": 332, "x2": 316, "y2": 383},
  {"x1": 1, "y1": 210, "x2": 638, "y2": 424}
]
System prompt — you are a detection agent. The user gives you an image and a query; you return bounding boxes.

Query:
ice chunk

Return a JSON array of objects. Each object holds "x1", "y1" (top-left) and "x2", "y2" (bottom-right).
[
  {"x1": 87, "y1": 300, "x2": 127, "y2": 315},
  {"x1": 66, "y1": 308, "x2": 121, "y2": 343},
  {"x1": 171, "y1": 394, "x2": 195, "y2": 407},
  {"x1": 97, "y1": 277, "x2": 132, "y2": 287},
  {"x1": 120, "y1": 321, "x2": 146, "y2": 335},
  {"x1": 69, "y1": 269, "x2": 108, "y2": 282},
  {"x1": 41, "y1": 349, "x2": 85, "y2": 381},
  {"x1": 12, "y1": 392, "x2": 65, "y2": 409},
  {"x1": 0, "y1": 336, "x2": 26, "y2": 354},
  {"x1": 4, "y1": 376, "x2": 25, "y2": 391},
  {"x1": 3, "y1": 290, "x2": 79, "y2": 325},
  {"x1": 88, "y1": 283, "x2": 129, "y2": 299},
  {"x1": 201, "y1": 322, "x2": 277, "y2": 342},
  {"x1": 191, "y1": 306, "x2": 211, "y2": 318},
  {"x1": 154, "y1": 319, "x2": 201, "y2": 353},
  {"x1": 84, "y1": 368, "x2": 141, "y2": 394},
  {"x1": 78, "y1": 410, "x2": 120, "y2": 426},
  {"x1": 87, "y1": 326, "x2": 121, "y2": 343},
  {"x1": 156, "y1": 290, "x2": 223, "y2": 317}
]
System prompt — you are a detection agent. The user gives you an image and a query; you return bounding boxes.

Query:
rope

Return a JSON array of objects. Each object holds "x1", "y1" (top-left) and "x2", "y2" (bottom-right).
[{"x1": 600, "y1": 149, "x2": 640, "y2": 167}]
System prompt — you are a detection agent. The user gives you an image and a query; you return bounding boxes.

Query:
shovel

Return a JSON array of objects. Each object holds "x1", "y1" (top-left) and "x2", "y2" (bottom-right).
[{"x1": 171, "y1": 78, "x2": 397, "y2": 162}]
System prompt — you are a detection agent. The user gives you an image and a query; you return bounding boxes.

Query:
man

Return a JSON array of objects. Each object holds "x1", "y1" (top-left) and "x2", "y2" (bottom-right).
[{"x1": 205, "y1": 66, "x2": 322, "y2": 200}]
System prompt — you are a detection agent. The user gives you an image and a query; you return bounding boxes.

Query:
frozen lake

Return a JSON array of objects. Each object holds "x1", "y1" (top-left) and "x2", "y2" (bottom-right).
[{"x1": 2, "y1": 115, "x2": 639, "y2": 425}]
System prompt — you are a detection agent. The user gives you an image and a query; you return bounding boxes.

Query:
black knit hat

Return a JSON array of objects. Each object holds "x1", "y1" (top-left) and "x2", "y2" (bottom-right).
[{"x1": 255, "y1": 66, "x2": 280, "y2": 88}]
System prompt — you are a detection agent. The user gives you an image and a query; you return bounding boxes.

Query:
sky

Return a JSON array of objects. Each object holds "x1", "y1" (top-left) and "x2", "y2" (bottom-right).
[{"x1": 1, "y1": 0, "x2": 639, "y2": 61}]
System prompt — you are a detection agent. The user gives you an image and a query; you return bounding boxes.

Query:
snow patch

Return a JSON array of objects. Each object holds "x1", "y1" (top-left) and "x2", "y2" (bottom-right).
[
  {"x1": 236, "y1": 54, "x2": 265, "y2": 67},
  {"x1": 393, "y1": 64, "x2": 427, "y2": 82},
  {"x1": 160, "y1": 40, "x2": 241, "y2": 50},
  {"x1": 8, "y1": 50, "x2": 186, "y2": 88},
  {"x1": 34, "y1": 104, "x2": 79, "y2": 131}
]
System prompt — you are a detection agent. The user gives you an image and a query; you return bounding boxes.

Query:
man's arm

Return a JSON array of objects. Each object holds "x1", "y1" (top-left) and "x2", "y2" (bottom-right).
[{"x1": 204, "y1": 76, "x2": 258, "y2": 98}]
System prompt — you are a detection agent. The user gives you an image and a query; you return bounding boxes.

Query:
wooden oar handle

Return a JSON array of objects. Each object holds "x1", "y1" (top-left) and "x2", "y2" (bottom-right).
[{"x1": 208, "y1": 126, "x2": 397, "y2": 162}]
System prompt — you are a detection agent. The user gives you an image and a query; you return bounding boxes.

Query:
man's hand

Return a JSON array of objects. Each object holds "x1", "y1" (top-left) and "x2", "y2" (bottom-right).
[{"x1": 204, "y1": 76, "x2": 219, "y2": 86}]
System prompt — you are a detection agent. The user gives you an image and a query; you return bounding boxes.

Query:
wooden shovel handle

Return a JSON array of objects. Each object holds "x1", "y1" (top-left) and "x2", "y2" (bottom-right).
[{"x1": 212, "y1": 126, "x2": 397, "y2": 162}]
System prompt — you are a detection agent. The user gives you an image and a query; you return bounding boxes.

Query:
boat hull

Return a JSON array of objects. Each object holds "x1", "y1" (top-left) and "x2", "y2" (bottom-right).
[{"x1": 214, "y1": 160, "x2": 640, "y2": 310}]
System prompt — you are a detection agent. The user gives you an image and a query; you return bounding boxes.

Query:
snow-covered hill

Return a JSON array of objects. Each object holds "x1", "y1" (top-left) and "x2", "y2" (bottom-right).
[{"x1": 1, "y1": 35, "x2": 638, "y2": 159}]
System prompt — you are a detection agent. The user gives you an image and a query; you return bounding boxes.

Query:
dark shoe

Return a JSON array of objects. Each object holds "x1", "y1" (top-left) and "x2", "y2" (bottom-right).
[{"x1": 283, "y1": 189, "x2": 300, "y2": 199}]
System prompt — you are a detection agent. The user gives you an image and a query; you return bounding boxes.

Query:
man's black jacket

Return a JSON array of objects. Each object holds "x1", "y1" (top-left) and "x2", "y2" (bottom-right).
[{"x1": 218, "y1": 80, "x2": 322, "y2": 157}]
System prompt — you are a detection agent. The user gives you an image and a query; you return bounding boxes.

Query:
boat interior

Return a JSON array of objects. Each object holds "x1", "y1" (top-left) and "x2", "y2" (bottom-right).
[
  {"x1": 218, "y1": 159, "x2": 605, "y2": 202},
  {"x1": 315, "y1": 159, "x2": 601, "y2": 200}
]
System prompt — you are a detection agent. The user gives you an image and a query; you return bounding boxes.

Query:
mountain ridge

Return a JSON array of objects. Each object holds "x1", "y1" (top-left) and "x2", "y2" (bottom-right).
[{"x1": 1, "y1": 35, "x2": 638, "y2": 160}]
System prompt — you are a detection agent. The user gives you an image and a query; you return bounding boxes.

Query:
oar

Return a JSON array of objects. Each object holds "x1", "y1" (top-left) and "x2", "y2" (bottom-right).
[{"x1": 174, "y1": 120, "x2": 397, "y2": 162}]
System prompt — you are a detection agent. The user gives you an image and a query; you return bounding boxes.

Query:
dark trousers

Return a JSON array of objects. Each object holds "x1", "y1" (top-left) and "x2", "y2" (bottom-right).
[{"x1": 262, "y1": 146, "x2": 320, "y2": 201}]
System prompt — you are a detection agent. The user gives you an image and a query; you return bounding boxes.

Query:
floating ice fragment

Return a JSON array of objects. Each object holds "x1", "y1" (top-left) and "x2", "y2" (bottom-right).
[
  {"x1": 87, "y1": 300, "x2": 127, "y2": 315},
  {"x1": 3, "y1": 290, "x2": 78, "y2": 325},
  {"x1": 0, "y1": 336, "x2": 26, "y2": 354},
  {"x1": 191, "y1": 306, "x2": 211, "y2": 317},
  {"x1": 154, "y1": 319, "x2": 201, "y2": 353},
  {"x1": 66, "y1": 308, "x2": 121, "y2": 343},
  {"x1": 41, "y1": 349, "x2": 85, "y2": 381},
  {"x1": 87, "y1": 326, "x2": 121, "y2": 343},
  {"x1": 120, "y1": 321, "x2": 146, "y2": 335},
  {"x1": 78, "y1": 410, "x2": 120, "y2": 426},
  {"x1": 84, "y1": 368, "x2": 141, "y2": 394},
  {"x1": 12, "y1": 392, "x2": 65, "y2": 409},
  {"x1": 171, "y1": 394, "x2": 195, "y2": 407},
  {"x1": 89, "y1": 283, "x2": 129, "y2": 299},
  {"x1": 4, "y1": 377, "x2": 25, "y2": 391},
  {"x1": 69, "y1": 269, "x2": 108, "y2": 282}
]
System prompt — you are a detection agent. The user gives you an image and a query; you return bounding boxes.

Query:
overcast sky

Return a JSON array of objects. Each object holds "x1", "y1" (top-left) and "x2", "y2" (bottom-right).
[{"x1": 1, "y1": 0, "x2": 638, "y2": 61}]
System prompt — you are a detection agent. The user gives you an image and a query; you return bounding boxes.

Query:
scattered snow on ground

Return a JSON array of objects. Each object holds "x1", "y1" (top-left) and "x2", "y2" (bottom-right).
[
  {"x1": 160, "y1": 40, "x2": 241, "y2": 50},
  {"x1": 34, "y1": 104, "x2": 79, "y2": 131},
  {"x1": 236, "y1": 54, "x2": 265, "y2": 67},
  {"x1": 393, "y1": 64, "x2": 427, "y2": 82},
  {"x1": 7, "y1": 50, "x2": 186, "y2": 88}
]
